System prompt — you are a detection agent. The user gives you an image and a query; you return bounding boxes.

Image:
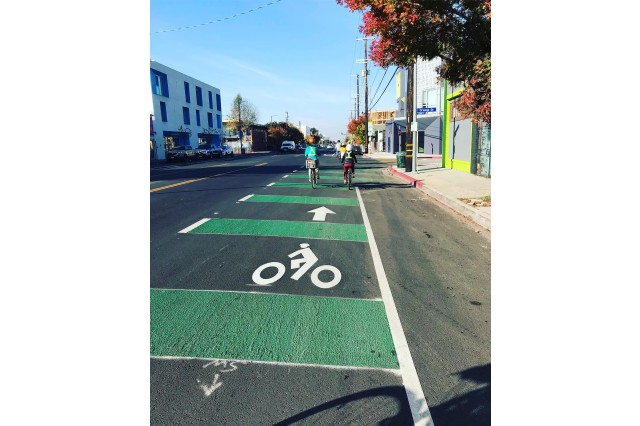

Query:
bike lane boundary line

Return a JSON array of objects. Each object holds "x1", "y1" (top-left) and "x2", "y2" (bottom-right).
[{"x1": 356, "y1": 186, "x2": 434, "y2": 426}]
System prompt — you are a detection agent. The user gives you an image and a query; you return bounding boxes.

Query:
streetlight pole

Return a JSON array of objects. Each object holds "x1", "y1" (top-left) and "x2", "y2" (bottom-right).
[{"x1": 270, "y1": 114, "x2": 278, "y2": 123}]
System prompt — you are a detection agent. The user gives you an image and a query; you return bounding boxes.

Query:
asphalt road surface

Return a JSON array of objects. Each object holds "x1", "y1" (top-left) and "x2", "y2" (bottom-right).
[{"x1": 150, "y1": 149, "x2": 490, "y2": 425}]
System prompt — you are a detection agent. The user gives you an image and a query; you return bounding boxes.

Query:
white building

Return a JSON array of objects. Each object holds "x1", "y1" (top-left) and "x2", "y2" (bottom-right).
[{"x1": 150, "y1": 60, "x2": 223, "y2": 160}]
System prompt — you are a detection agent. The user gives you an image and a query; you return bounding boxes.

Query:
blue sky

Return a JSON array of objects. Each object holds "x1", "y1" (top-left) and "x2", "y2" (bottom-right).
[{"x1": 150, "y1": 0, "x2": 398, "y2": 141}]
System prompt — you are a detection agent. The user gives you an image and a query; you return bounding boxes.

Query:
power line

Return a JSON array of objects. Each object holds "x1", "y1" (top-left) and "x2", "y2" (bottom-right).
[
  {"x1": 152, "y1": 0, "x2": 284, "y2": 34},
  {"x1": 369, "y1": 67, "x2": 398, "y2": 111},
  {"x1": 369, "y1": 66, "x2": 389, "y2": 107}
]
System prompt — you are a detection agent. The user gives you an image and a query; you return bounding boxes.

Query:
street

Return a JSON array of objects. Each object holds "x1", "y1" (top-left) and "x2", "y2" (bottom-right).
[{"x1": 150, "y1": 150, "x2": 490, "y2": 425}]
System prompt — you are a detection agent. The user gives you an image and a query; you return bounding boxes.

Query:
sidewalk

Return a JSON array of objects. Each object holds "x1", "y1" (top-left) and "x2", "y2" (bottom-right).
[{"x1": 365, "y1": 152, "x2": 491, "y2": 231}]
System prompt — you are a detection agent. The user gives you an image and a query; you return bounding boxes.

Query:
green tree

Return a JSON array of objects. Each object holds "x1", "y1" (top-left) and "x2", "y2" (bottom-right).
[
  {"x1": 267, "y1": 122, "x2": 305, "y2": 149},
  {"x1": 226, "y1": 94, "x2": 259, "y2": 133},
  {"x1": 337, "y1": 0, "x2": 491, "y2": 123}
]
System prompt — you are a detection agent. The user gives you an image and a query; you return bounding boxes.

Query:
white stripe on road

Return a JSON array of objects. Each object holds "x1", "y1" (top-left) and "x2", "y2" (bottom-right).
[
  {"x1": 151, "y1": 355, "x2": 401, "y2": 374},
  {"x1": 356, "y1": 187, "x2": 434, "y2": 426},
  {"x1": 283, "y1": 175, "x2": 289, "y2": 178},
  {"x1": 178, "y1": 218, "x2": 210, "y2": 233},
  {"x1": 238, "y1": 194, "x2": 254, "y2": 202},
  {"x1": 267, "y1": 182, "x2": 275, "y2": 187}
]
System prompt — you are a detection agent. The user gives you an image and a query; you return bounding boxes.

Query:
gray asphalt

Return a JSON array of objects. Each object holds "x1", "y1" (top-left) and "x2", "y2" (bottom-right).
[{"x1": 150, "y1": 150, "x2": 490, "y2": 425}]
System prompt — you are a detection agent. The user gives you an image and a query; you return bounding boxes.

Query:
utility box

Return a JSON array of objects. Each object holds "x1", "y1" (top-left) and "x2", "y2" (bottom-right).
[{"x1": 396, "y1": 152, "x2": 406, "y2": 168}]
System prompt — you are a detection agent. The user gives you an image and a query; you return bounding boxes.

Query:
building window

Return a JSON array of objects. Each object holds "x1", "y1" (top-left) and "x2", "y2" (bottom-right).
[
  {"x1": 207, "y1": 112, "x2": 213, "y2": 128},
  {"x1": 427, "y1": 89, "x2": 438, "y2": 110},
  {"x1": 183, "y1": 107, "x2": 190, "y2": 125},
  {"x1": 184, "y1": 82, "x2": 190, "y2": 103},
  {"x1": 217, "y1": 114, "x2": 222, "y2": 128},
  {"x1": 150, "y1": 69, "x2": 169, "y2": 97},
  {"x1": 208, "y1": 91, "x2": 213, "y2": 109},
  {"x1": 196, "y1": 110, "x2": 201, "y2": 126},
  {"x1": 160, "y1": 101, "x2": 167, "y2": 122},
  {"x1": 216, "y1": 93, "x2": 221, "y2": 111},
  {"x1": 196, "y1": 86, "x2": 203, "y2": 106}
]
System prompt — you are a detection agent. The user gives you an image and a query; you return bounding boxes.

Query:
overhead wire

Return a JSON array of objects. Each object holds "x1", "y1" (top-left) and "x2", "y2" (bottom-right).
[
  {"x1": 152, "y1": 0, "x2": 284, "y2": 34},
  {"x1": 368, "y1": 67, "x2": 399, "y2": 111},
  {"x1": 368, "y1": 66, "x2": 388, "y2": 108}
]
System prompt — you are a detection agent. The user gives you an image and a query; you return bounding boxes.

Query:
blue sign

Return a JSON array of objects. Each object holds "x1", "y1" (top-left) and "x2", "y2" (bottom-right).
[{"x1": 417, "y1": 107, "x2": 436, "y2": 114}]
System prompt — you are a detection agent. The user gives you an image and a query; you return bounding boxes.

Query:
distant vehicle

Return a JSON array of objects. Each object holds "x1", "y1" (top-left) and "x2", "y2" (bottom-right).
[
  {"x1": 221, "y1": 145, "x2": 233, "y2": 157},
  {"x1": 209, "y1": 144, "x2": 223, "y2": 158},
  {"x1": 326, "y1": 143, "x2": 334, "y2": 150},
  {"x1": 166, "y1": 145, "x2": 196, "y2": 162},
  {"x1": 353, "y1": 145, "x2": 363, "y2": 155},
  {"x1": 280, "y1": 140, "x2": 295, "y2": 153},
  {"x1": 196, "y1": 143, "x2": 216, "y2": 159},
  {"x1": 296, "y1": 143, "x2": 303, "y2": 151}
]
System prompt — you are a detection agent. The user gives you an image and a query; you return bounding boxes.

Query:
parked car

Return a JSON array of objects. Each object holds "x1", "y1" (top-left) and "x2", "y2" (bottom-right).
[
  {"x1": 353, "y1": 145, "x2": 363, "y2": 155},
  {"x1": 166, "y1": 145, "x2": 196, "y2": 162},
  {"x1": 221, "y1": 145, "x2": 233, "y2": 157},
  {"x1": 196, "y1": 143, "x2": 216, "y2": 159},
  {"x1": 209, "y1": 144, "x2": 223, "y2": 158},
  {"x1": 280, "y1": 140, "x2": 296, "y2": 153}
]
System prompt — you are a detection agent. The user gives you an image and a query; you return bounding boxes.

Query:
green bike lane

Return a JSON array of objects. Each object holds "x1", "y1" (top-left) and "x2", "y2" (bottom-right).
[{"x1": 151, "y1": 158, "x2": 428, "y2": 425}]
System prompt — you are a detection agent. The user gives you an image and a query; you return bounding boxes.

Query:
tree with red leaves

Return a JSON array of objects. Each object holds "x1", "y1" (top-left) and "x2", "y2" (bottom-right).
[
  {"x1": 347, "y1": 115, "x2": 367, "y2": 145},
  {"x1": 337, "y1": 0, "x2": 491, "y2": 123}
]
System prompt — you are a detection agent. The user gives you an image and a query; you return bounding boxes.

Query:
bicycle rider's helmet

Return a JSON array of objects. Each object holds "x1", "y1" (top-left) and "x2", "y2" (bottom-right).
[
  {"x1": 341, "y1": 141, "x2": 347, "y2": 147},
  {"x1": 346, "y1": 144, "x2": 353, "y2": 152}
]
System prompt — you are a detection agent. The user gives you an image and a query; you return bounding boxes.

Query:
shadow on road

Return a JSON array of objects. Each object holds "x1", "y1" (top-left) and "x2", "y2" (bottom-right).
[
  {"x1": 429, "y1": 364, "x2": 491, "y2": 426},
  {"x1": 273, "y1": 385, "x2": 413, "y2": 425}
]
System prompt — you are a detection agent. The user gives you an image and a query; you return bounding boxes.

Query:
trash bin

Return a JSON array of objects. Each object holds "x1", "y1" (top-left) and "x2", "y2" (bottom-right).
[{"x1": 396, "y1": 152, "x2": 406, "y2": 168}]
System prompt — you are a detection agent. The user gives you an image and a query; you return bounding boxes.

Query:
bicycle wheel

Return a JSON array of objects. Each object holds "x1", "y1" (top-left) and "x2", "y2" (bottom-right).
[
  {"x1": 347, "y1": 169, "x2": 352, "y2": 190},
  {"x1": 311, "y1": 169, "x2": 317, "y2": 189}
]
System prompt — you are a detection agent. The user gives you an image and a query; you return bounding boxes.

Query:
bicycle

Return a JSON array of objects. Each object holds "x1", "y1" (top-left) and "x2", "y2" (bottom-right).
[
  {"x1": 306, "y1": 158, "x2": 318, "y2": 189},
  {"x1": 344, "y1": 166, "x2": 354, "y2": 190}
]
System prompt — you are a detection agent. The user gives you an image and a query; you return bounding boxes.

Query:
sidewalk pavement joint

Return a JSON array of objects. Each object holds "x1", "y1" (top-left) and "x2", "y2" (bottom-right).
[{"x1": 365, "y1": 152, "x2": 491, "y2": 231}]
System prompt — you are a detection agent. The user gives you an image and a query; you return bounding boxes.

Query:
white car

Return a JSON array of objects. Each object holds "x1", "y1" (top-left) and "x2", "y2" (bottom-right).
[
  {"x1": 280, "y1": 141, "x2": 295, "y2": 153},
  {"x1": 221, "y1": 145, "x2": 233, "y2": 157}
]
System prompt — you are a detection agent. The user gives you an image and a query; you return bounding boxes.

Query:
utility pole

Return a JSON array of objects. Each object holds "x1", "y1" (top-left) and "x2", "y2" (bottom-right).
[
  {"x1": 238, "y1": 97, "x2": 243, "y2": 155},
  {"x1": 357, "y1": 37, "x2": 370, "y2": 153},
  {"x1": 355, "y1": 74, "x2": 360, "y2": 117},
  {"x1": 412, "y1": 59, "x2": 418, "y2": 172},
  {"x1": 363, "y1": 39, "x2": 369, "y2": 154},
  {"x1": 405, "y1": 63, "x2": 414, "y2": 172},
  {"x1": 285, "y1": 111, "x2": 289, "y2": 125}
]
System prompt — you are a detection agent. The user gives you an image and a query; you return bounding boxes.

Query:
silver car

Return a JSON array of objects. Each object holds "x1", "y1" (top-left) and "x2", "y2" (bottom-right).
[
  {"x1": 166, "y1": 145, "x2": 196, "y2": 162},
  {"x1": 221, "y1": 145, "x2": 233, "y2": 157}
]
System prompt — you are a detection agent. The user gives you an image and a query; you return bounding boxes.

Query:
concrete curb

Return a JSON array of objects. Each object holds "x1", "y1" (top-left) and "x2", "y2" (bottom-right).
[{"x1": 386, "y1": 167, "x2": 491, "y2": 231}]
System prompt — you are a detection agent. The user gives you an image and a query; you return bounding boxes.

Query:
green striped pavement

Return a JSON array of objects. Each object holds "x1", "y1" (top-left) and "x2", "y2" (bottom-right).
[
  {"x1": 188, "y1": 218, "x2": 368, "y2": 242},
  {"x1": 245, "y1": 194, "x2": 359, "y2": 206},
  {"x1": 151, "y1": 289, "x2": 399, "y2": 368},
  {"x1": 272, "y1": 182, "x2": 351, "y2": 190},
  {"x1": 288, "y1": 171, "x2": 373, "y2": 177}
]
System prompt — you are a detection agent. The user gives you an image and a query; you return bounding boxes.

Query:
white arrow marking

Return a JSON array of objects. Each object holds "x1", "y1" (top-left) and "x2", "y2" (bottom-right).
[{"x1": 307, "y1": 206, "x2": 336, "y2": 222}]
